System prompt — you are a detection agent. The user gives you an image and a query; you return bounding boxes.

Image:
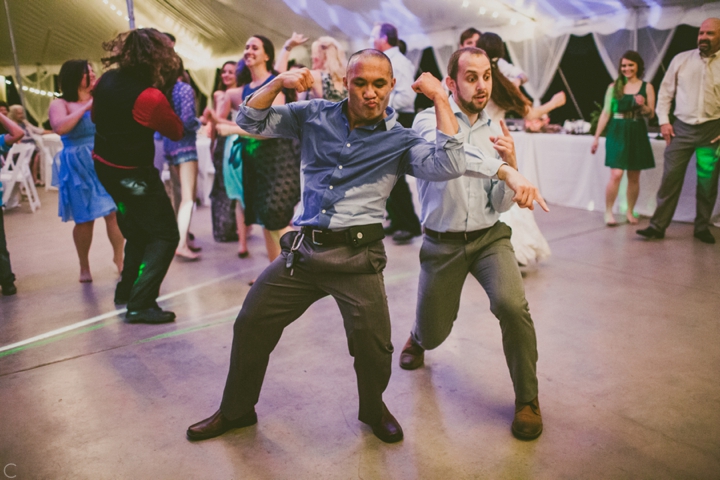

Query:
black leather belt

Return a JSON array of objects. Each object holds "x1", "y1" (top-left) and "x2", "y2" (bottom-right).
[
  {"x1": 423, "y1": 226, "x2": 491, "y2": 242},
  {"x1": 301, "y1": 223, "x2": 384, "y2": 247}
]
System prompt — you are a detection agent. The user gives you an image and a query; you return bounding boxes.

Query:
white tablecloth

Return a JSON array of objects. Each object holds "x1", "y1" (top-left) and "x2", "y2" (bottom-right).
[
  {"x1": 196, "y1": 136, "x2": 214, "y2": 206},
  {"x1": 512, "y1": 132, "x2": 720, "y2": 226}
]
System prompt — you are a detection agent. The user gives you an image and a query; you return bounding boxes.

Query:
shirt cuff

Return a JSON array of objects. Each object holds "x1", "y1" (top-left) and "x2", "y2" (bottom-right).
[
  {"x1": 466, "y1": 157, "x2": 507, "y2": 178},
  {"x1": 657, "y1": 111, "x2": 670, "y2": 125}
]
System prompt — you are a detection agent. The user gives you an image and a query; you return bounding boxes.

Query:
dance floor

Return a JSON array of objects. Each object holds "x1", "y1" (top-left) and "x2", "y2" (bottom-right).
[{"x1": 1, "y1": 189, "x2": 719, "y2": 478}]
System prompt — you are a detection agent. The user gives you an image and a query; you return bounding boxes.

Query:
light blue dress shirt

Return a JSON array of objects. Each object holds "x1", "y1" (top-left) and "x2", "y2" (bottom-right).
[
  {"x1": 237, "y1": 98, "x2": 466, "y2": 229},
  {"x1": 414, "y1": 95, "x2": 515, "y2": 232}
]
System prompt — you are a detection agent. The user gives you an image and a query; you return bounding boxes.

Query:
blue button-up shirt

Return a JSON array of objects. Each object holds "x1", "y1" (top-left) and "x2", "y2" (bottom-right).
[
  {"x1": 414, "y1": 96, "x2": 515, "y2": 232},
  {"x1": 237, "y1": 98, "x2": 466, "y2": 229}
]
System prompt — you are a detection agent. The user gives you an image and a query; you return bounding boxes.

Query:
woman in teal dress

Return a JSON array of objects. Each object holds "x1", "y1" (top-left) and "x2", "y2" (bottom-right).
[
  {"x1": 48, "y1": 60, "x2": 124, "y2": 282},
  {"x1": 592, "y1": 50, "x2": 656, "y2": 226}
]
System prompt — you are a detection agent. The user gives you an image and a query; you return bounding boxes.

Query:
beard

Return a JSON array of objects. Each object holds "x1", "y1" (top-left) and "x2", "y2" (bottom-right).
[
  {"x1": 455, "y1": 91, "x2": 489, "y2": 114},
  {"x1": 698, "y1": 40, "x2": 711, "y2": 51}
]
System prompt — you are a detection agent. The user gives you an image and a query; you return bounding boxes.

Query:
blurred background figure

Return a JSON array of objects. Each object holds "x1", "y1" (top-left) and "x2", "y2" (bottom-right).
[{"x1": 8, "y1": 104, "x2": 50, "y2": 186}]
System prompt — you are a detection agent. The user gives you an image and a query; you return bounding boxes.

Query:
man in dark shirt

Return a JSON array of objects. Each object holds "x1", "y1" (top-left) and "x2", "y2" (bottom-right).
[{"x1": 92, "y1": 28, "x2": 183, "y2": 324}]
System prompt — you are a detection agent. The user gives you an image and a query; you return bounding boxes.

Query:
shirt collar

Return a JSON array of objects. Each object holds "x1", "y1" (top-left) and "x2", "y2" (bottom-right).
[
  {"x1": 449, "y1": 94, "x2": 491, "y2": 129},
  {"x1": 339, "y1": 99, "x2": 397, "y2": 131}
]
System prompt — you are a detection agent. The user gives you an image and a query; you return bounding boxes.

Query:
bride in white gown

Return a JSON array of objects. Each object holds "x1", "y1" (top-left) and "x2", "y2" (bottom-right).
[{"x1": 477, "y1": 32, "x2": 566, "y2": 267}]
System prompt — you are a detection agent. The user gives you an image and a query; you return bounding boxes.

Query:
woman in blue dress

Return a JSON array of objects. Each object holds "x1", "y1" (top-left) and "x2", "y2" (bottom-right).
[{"x1": 48, "y1": 60, "x2": 124, "y2": 283}]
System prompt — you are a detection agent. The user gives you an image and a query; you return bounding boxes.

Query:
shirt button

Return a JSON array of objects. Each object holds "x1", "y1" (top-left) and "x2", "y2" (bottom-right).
[
  {"x1": 321, "y1": 209, "x2": 326, "y2": 214},
  {"x1": 338, "y1": 165, "x2": 343, "y2": 169},
  {"x1": 346, "y1": 143, "x2": 351, "y2": 147},
  {"x1": 329, "y1": 186, "x2": 333, "y2": 190}
]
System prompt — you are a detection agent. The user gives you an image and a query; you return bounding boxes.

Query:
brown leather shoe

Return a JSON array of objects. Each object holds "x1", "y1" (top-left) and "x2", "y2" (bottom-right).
[
  {"x1": 399, "y1": 336, "x2": 424, "y2": 370},
  {"x1": 186, "y1": 408, "x2": 257, "y2": 441},
  {"x1": 511, "y1": 397, "x2": 543, "y2": 440},
  {"x1": 365, "y1": 403, "x2": 404, "y2": 443}
]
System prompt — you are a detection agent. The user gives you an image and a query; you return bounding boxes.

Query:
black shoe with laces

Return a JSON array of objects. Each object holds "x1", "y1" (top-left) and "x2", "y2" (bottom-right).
[
  {"x1": 125, "y1": 307, "x2": 176, "y2": 324},
  {"x1": 694, "y1": 229, "x2": 716, "y2": 244},
  {"x1": 636, "y1": 226, "x2": 664, "y2": 239}
]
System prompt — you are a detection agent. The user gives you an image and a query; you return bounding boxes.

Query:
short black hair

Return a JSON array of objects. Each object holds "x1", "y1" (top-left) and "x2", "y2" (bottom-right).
[
  {"x1": 164, "y1": 32, "x2": 176, "y2": 43},
  {"x1": 0, "y1": 100, "x2": 8, "y2": 109},
  {"x1": 398, "y1": 39, "x2": 407, "y2": 55},
  {"x1": 58, "y1": 59, "x2": 90, "y2": 102},
  {"x1": 447, "y1": 47, "x2": 489, "y2": 81},
  {"x1": 460, "y1": 28, "x2": 482, "y2": 46},
  {"x1": 379, "y1": 23, "x2": 399, "y2": 47},
  {"x1": 347, "y1": 49, "x2": 394, "y2": 78}
]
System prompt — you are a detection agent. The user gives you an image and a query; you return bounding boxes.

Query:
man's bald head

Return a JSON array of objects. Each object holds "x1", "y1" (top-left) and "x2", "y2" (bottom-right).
[
  {"x1": 347, "y1": 49, "x2": 393, "y2": 79},
  {"x1": 699, "y1": 18, "x2": 720, "y2": 56}
]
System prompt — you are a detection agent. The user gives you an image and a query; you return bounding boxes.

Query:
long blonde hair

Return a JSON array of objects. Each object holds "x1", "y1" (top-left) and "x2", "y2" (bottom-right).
[{"x1": 312, "y1": 36, "x2": 346, "y2": 83}]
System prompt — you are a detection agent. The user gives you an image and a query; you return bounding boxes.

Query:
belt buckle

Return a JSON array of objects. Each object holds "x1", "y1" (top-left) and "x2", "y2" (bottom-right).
[{"x1": 311, "y1": 229, "x2": 323, "y2": 245}]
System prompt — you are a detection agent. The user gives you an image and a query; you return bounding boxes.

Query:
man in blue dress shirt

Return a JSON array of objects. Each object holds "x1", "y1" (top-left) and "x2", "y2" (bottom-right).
[
  {"x1": 187, "y1": 49, "x2": 545, "y2": 444},
  {"x1": 398, "y1": 47, "x2": 548, "y2": 441}
]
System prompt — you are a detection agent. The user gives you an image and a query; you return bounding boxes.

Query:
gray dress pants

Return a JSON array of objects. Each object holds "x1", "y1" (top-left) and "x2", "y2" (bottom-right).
[
  {"x1": 650, "y1": 118, "x2": 720, "y2": 233},
  {"x1": 411, "y1": 221, "x2": 539, "y2": 403},
  {"x1": 220, "y1": 231, "x2": 394, "y2": 425}
]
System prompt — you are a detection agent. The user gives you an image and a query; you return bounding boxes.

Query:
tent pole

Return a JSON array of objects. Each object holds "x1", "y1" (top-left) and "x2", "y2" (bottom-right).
[
  {"x1": 126, "y1": 0, "x2": 136, "y2": 29},
  {"x1": 3, "y1": 0, "x2": 26, "y2": 109}
]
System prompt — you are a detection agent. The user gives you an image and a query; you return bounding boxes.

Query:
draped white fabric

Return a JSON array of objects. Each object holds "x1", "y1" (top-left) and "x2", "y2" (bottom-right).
[
  {"x1": 187, "y1": 68, "x2": 217, "y2": 101},
  {"x1": 505, "y1": 35, "x2": 571, "y2": 103},
  {"x1": 19, "y1": 70, "x2": 54, "y2": 125},
  {"x1": 405, "y1": 49, "x2": 424, "y2": 77},
  {"x1": 593, "y1": 27, "x2": 676, "y2": 83},
  {"x1": 432, "y1": 45, "x2": 455, "y2": 79}
]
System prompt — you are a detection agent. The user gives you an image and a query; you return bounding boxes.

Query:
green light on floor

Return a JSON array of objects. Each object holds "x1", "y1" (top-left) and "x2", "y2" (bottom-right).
[{"x1": 696, "y1": 147, "x2": 719, "y2": 180}]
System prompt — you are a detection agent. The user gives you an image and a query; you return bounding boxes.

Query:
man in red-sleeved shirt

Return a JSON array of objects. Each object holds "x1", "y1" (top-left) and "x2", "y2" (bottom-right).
[{"x1": 92, "y1": 28, "x2": 184, "y2": 324}]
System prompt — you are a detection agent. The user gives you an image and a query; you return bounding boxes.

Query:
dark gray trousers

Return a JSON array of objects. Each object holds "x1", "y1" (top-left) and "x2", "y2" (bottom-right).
[
  {"x1": 411, "y1": 221, "x2": 539, "y2": 403},
  {"x1": 650, "y1": 118, "x2": 720, "y2": 233},
  {"x1": 220, "y1": 231, "x2": 394, "y2": 425}
]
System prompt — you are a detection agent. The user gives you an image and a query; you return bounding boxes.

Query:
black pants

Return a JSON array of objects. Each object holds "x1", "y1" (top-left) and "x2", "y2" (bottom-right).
[
  {"x1": 0, "y1": 209, "x2": 14, "y2": 287},
  {"x1": 220, "y1": 231, "x2": 394, "y2": 425},
  {"x1": 95, "y1": 163, "x2": 179, "y2": 311},
  {"x1": 386, "y1": 112, "x2": 421, "y2": 235}
]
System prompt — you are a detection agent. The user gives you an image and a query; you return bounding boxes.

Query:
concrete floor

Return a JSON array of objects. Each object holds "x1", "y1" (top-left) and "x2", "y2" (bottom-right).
[{"x1": 1, "y1": 189, "x2": 719, "y2": 479}]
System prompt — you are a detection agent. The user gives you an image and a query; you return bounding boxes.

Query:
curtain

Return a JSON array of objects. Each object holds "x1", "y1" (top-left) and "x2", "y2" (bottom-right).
[
  {"x1": 20, "y1": 69, "x2": 55, "y2": 125},
  {"x1": 432, "y1": 45, "x2": 455, "y2": 78},
  {"x1": 187, "y1": 67, "x2": 217, "y2": 101},
  {"x1": 405, "y1": 49, "x2": 423, "y2": 78},
  {"x1": 592, "y1": 27, "x2": 676, "y2": 82},
  {"x1": 505, "y1": 34, "x2": 571, "y2": 103}
]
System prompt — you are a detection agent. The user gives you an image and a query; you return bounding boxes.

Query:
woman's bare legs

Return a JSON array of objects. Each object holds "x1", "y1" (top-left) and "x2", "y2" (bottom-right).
[
  {"x1": 73, "y1": 220, "x2": 95, "y2": 282},
  {"x1": 625, "y1": 170, "x2": 641, "y2": 224},
  {"x1": 235, "y1": 202, "x2": 249, "y2": 257},
  {"x1": 605, "y1": 168, "x2": 624, "y2": 226},
  {"x1": 263, "y1": 226, "x2": 294, "y2": 262},
  {"x1": 103, "y1": 211, "x2": 124, "y2": 274},
  {"x1": 175, "y1": 161, "x2": 200, "y2": 259}
]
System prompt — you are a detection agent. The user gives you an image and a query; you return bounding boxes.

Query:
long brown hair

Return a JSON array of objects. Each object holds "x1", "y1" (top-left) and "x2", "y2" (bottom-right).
[
  {"x1": 613, "y1": 50, "x2": 645, "y2": 100},
  {"x1": 101, "y1": 28, "x2": 180, "y2": 89},
  {"x1": 477, "y1": 32, "x2": 531, "y2": 117}
]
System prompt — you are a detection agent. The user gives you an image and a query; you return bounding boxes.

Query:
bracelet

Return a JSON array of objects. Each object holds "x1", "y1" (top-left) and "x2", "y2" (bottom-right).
[{"x1": 284, "y1": 44, "x2": 292, "y2": 51}]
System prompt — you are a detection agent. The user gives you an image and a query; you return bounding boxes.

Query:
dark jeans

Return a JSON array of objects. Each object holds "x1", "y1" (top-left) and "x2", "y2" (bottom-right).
[
  {"x1": 220, "y1": 231, "x2": 394, "y2": 425},
  {"x1": 95, "y1": 163, "x2": 179, "y2": 311},
  {"x1": 0, "y1": 209, "x2": 15, "y2": 286}
]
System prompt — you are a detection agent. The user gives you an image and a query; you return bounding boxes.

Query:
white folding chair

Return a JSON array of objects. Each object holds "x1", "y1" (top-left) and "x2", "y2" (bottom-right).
[{"x1": 1, "y1": 143, "x2": 41, "y2": 211}]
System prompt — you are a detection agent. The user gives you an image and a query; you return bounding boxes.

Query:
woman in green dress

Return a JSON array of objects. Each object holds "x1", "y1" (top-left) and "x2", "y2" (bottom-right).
[{"x1": 592, "y1": 50, "x2": 656, "y2": 226}]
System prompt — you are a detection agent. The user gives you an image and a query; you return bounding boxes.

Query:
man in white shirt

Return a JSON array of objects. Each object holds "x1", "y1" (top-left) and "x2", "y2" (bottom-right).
[
  {"x1": 399, "y1": 46, "x2": 549, "y2": 441},
  {"x1": 372, "y1": 22, "x2": 423, "y2": 243},
  {"x1": 459, "y1": 28, "x2": 528, "y2": 88},
  {"x1": 638, "y1": 18, "x2": 720, "y2": 244}
]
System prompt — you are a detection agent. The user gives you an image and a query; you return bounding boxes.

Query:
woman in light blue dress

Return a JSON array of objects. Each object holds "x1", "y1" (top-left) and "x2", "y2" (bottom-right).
[{"x1": 48, "y1": 60, "x2": 124, "y2": 283}]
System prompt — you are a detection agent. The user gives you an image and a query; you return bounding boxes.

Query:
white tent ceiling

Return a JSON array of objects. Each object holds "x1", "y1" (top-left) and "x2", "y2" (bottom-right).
[{"x1": 2, "y1": 0, "x2": 719, "y2": 75}]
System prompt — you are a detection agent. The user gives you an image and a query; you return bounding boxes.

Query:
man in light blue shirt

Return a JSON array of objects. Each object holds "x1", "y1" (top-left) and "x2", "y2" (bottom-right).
[
  {"x1": 188, "y1": 49, "x2": 473, "y2": 444},
  {"x1": 399, "y1": 47, "x2": 548, "y2": 441},
  {"x1": 0, "y1": 111, "x2": 25, "y2": 296}
]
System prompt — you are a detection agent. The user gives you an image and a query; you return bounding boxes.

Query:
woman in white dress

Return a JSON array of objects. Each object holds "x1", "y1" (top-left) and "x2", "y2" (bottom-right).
[{"x1": 477, "y1": 32, "x2": 566, "y2": 266}]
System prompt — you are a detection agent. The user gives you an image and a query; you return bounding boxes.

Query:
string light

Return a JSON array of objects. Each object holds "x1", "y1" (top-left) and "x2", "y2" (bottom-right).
[
  {"x1": 462, "y1": 0, "x2": 470, "y2": 7},
  {"x1": 479, "y1": 6, "x2": 487, "y2": 14}
]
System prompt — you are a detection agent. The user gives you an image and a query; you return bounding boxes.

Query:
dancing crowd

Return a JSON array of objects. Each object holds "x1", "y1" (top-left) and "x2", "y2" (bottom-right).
[{"x1": 1, "y1": 17, "x2": 718, "y2": 445}]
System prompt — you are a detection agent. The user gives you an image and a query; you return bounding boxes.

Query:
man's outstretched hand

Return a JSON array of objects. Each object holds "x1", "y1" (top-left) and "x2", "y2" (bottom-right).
[{"x1": 498, "y1": 165, "x2": 550, "y2": 212}]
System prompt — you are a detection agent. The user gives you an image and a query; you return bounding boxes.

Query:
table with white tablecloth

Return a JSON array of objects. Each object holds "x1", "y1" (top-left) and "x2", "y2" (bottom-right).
[{"x1": 512, "y1": 132, "x2": 720, "y2": 226}]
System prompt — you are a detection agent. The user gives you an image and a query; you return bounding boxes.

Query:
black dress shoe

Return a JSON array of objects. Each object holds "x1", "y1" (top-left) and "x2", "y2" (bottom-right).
[
  {"x1": 383, "y1": 225, "x2": 397, "y2": 235},
  {"x1": 125, "y1": 308, "x2": 176, "y2": 324},
  {"x1": 365, "y1": 403, "x2": 403, "y2": 443},
  {"x1": 694, "y1": 229, "x2": 716, "y2": 244},
  {"x1": 1, "y1": 282, "x2": 17, "y2": 296},
  {"x1": 392, "y1": 230, "x2": 418, "y2": 244},
  {"x1": 187, "y1": 408, "x2": 258, "y2": 441},
  {"x1": 636, "y1": 226, "x2": 664, "y2": 239},
  {"x1": 399, "y1": 336, "x2": 424, "y2": 370}
]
